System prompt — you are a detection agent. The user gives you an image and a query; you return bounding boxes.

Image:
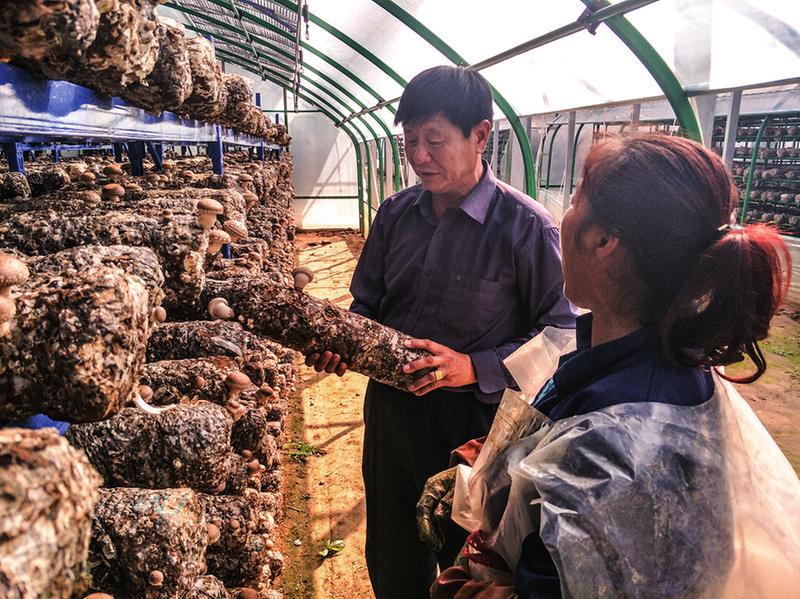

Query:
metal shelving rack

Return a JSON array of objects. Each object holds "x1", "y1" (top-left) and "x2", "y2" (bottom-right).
[
  {"x1": 0, "y1": 63, "x2": 265, "y2": 175},
  {"x1": 712, "y1": 112, "x2": 800, "y2": 237}
]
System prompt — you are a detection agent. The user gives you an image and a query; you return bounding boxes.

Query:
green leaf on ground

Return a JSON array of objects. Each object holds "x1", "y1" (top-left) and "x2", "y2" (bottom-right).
[
  {"x1": 318, "y1": 539, "x2": 345, "y2": 558},
  {"x1": 284, "y1": 440, "x2": 327, "y2": 463}
]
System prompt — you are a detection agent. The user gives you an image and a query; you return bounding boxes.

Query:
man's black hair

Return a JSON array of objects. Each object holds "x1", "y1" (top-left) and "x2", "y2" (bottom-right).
[{"x1": 394, "y1": 66, "x2": 493, "y2": 138}]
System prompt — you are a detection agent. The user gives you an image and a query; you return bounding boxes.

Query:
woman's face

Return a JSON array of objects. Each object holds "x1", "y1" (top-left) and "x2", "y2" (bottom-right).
[{"x1": 560, "y1": 189, "x2": 592, "y2": 308}]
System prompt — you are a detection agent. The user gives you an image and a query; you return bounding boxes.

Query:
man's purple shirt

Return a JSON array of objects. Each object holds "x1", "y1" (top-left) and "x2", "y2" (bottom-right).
[{"x1": 350, "y1": 162, "x2": 578, "y2": 403}]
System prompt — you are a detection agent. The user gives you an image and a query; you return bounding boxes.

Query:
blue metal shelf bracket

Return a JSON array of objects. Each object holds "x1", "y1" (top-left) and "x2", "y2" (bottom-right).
[
  {"x1": 145, "y1": 141, "x2": 164, "y2": 172},
  {"x1": 113, "y1": 142, "x2": 125, "y2": 163},
  {"x1": 128, "y1": 141, "x2": 146, "y2": 176},
  {"x1": 208, "y1": 126, "x2": 224, "y2": 175},
  {"x1": 1, "y1": 143, "x2": 25, "y2": 174},
  {"x1": 255, "y1": 92, "x2": 265, "y2": 161}
]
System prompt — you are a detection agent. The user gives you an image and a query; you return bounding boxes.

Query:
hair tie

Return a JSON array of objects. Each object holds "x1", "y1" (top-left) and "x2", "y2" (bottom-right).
[{"x1": 717, "y1": 222, "x2": 743, "y2": 237}]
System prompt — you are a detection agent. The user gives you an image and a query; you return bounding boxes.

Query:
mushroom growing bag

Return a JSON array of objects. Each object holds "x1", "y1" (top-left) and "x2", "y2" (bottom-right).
[{"x1": 453, "y1": 333, "x2": 800, "y2": 597}]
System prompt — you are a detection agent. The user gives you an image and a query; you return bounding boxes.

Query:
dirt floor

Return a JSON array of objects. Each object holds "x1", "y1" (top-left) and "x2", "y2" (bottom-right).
[
  {"x1": 277, "y1": 230, "x2": 373, "y2": 599},
  {"x1": 277, "y1": 230, "x2": 800, "y2": 599}
]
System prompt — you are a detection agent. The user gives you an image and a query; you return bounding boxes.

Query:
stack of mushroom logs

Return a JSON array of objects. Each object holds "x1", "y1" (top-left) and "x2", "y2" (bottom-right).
[
  {"x1": 0, "y1": 0, "x2": 290, "y2": 144},
  {"x1": 0, "y1": 151, "x2": 432, "y2": 599}
]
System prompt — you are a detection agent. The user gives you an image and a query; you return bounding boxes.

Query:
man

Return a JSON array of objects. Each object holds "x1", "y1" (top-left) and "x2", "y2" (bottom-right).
[{"x1": 306, "y1": 66, "x2": 576, "y2": 599}]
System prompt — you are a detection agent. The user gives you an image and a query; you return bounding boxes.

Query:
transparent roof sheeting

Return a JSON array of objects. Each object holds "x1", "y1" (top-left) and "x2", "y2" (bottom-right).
[{"x1": 160, "y1": 0, "x2": 800, "y2": 139}]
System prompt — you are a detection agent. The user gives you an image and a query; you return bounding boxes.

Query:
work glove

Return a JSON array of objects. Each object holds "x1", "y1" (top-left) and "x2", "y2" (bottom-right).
[{"x1": 416, "y1": 466, "x2": 458, "y2": 552}]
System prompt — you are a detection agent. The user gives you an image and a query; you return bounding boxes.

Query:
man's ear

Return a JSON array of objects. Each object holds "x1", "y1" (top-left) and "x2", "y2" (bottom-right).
[{"x1": 473, "y1": 120, "x2": 492, "y2": 153}]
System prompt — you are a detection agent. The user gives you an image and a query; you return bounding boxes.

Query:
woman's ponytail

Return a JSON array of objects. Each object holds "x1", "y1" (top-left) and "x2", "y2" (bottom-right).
[{"x1": 660, "y1": 224, "x2": 791, "y2": 382}]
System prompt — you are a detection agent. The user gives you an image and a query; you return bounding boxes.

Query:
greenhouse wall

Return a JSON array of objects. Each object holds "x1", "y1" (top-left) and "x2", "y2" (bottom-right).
[{"x1": 289, "y1": 113, "x2": 360, "y2": 230}]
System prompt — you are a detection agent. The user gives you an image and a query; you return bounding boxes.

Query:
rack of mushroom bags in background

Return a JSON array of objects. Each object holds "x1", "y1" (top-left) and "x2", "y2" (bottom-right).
[{"x1": 0, "y1": 62, "x2": 267, "y2": 176}]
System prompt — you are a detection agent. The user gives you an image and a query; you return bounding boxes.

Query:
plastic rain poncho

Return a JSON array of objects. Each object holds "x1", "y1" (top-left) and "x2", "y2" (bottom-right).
[{"x1": 451, "y1": 329, "x2": 800, "y2": 598}]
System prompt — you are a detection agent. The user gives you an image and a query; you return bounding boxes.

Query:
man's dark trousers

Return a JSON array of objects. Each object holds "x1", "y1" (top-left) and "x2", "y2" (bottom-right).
[{"x1": 362, "y1": 380, "x2": 498, "y2": 599}]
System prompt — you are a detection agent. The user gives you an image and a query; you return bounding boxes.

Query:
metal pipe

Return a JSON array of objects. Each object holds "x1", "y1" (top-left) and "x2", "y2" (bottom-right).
[
  {"x1": 740, "y1": 115, "x2": 772, "y2": 225},
  {"x1": 283, "y1": 88, "x2": 289, "y2": 133},
  {"x1": 545, "y1": 124, "x2": 563, "y2": 189},
  {"x1": 293, "y1": 0, "x2": 304, "y2": 106},
  {"x1": 470, "y1": 0, "x2": 659, "y2": 72},
  {"x1": 339, "y1": 0, "x2": 657, "y2": 125},
  {"x1": 491, "y1": 121, "x2": 500, "y2": 174},
  {"x1": 722, "y1": 90, "x2": 742, "y2": 168},
  {"x1": 367, "y1": 0, "x2": 538, "y2": 196},
  {"x1": 563, "y1": 111, "x2": 576, "y2": 214},
  {"x1": 569, "y1": 122, "x2": 587, "y2": 194},
  {"x1": 579, "y1": 0, "x2": 701, "y2": 141}
]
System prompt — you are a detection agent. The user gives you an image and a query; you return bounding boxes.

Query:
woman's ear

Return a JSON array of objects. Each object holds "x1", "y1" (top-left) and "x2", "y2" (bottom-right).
[{"x1": 581, "y1": 225, "x2": 621, "y2": 262}]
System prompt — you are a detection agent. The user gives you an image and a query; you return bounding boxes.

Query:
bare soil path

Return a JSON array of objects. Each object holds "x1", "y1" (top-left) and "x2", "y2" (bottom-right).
[
  {"x1": 277, "y1": 231, "x2": 800, "y2": 599},
  {"x1": 277, "y1": 230, "x2": 373, "y2": 599}
]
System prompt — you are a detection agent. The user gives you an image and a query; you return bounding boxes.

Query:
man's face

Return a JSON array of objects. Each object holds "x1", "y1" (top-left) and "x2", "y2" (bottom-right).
[{"x1": 403, "y1": 114, "x2": 487, "y2": 199}]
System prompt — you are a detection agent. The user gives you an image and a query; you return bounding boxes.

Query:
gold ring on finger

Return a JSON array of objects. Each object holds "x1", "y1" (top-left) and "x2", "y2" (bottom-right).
[{"x1": 432, "y1": 369, "x2": 443, "y2": 382}]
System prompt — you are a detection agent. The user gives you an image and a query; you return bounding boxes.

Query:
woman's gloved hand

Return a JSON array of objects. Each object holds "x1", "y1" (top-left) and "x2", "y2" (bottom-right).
[{"x1": 416, "y1": 466, "x2": 458, "y2": 552}]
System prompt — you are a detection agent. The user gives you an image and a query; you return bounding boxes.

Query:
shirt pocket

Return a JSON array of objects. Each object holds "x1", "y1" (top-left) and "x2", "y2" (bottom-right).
[{"x1": 443, "y1": 274, "x2": 514, "y2": 336}]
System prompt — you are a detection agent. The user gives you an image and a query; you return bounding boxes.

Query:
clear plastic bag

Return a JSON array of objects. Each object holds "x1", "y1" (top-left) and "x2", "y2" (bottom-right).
[{"x1": 451, "y1": 327, "x2": 576, "y2": 533}]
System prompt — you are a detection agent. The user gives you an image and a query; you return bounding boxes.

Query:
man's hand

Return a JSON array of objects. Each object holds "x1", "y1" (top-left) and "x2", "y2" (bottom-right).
[
  {"x1": 304, "y1": 351, "x2": 348, "y2": 376},
  {"x1": 416, "y1": 466, "x2": 458, "y2": 552},
  {"x1": 403, "y1": 339, "x2": 477, "y2": 396}
]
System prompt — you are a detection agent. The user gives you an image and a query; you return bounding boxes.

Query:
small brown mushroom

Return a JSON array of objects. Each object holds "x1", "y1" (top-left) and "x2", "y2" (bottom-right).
[
  {"x1": 83, "y1": 191, "x2": 102, "y2": 208},
  {"x1": 243, "y1": 191, "x2": 259, "y2": 210},
  {"x1": 79, "y1": 171, "x2": 97, "y2": 183},
  {"x1": 197, "y1": 198, "x2": 224, "y2": 229},
  {"x1": 208, "y1": 297, "x2": 234, "y2": 320},
  {"x1": 237, "y1": 589, "x2": 259, "y2": 599},
  {"x1": 83, "y1": 594, "x2": 116, "y2": 599},
  {"x1": 223, "y1": 220, "x2": 248, "y2": 243},
  {"x1": 229, "y1": 518, "x2": 241, "y2": 531},
  {"x1": 246, "y1": 459, "x2": 261, "y2": 473},
  {"x1": 241, "y1": 449, "x2": 253, "y2": 460},
  {"x1": 291, "y1": 266, "x2": 314, "y2": 291},
  {"x1": 138, "y1": 385, "x2": 154, "y2": 403},
  {"x1": 151, "y1": 306, "x2": 167, "y2": 324},
  {"x1": 207, "y1": 522, "x2": 221, "y2": 544},
  {"x1": 0, "y1": 252, "x2": 30, "y2": 336},
  {"x1": 148, "y1": 570, "x2": 164, "y2": 588},
  {"x1": 207, "y1": 229, "x2": 231, "y2": 255},
  {"x1": 194, "y1": 376, "x2": 206, "y2": 390},
  {"x1": 103, "y1": 163, "x2": 124, "y2": 178},
  {"x1": 238, "y1": 173, "x2": 254, "y2": 183},
  {"x1": 225, "y1": 370, "x2": 251, "y2": 403},
  {"x1": 145, "y1": 173, "x2": 160, "y2": 184},
  {"x1": 101, "y1": 183, "x2": 125, "y2": 201}
]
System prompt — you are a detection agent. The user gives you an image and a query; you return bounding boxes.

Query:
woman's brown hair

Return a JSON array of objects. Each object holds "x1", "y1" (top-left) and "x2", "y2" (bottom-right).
[{"x1": 576, "y1": 133, "x2": 791, "y2": 382}]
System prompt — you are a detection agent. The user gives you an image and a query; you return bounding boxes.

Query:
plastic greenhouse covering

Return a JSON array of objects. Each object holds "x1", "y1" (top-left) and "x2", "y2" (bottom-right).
[{"x1": 160, "y1": 0, "x2": 800, "y2": 141}]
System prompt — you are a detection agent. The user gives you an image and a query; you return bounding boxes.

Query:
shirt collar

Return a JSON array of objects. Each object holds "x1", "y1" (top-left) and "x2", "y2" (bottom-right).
[
  {"x1": 458, "y1": 160, "x2": 496, "y2": 224},
  {"x1": 553, "y1": 312, "x2": 655, "y2": 398},
  {"x1": 413, "y1": 159, "x2": 496, "y2": 225}
]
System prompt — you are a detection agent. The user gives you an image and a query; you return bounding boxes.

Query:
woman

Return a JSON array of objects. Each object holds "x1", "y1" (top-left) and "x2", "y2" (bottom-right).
[{"x1": 424, "y1": 133, "x2": 798, "y2": 598}]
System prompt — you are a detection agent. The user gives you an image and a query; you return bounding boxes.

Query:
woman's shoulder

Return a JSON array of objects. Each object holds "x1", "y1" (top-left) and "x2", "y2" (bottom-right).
[{"x1": 550, "y1": 348, "x2": 714, "y2": 421}]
